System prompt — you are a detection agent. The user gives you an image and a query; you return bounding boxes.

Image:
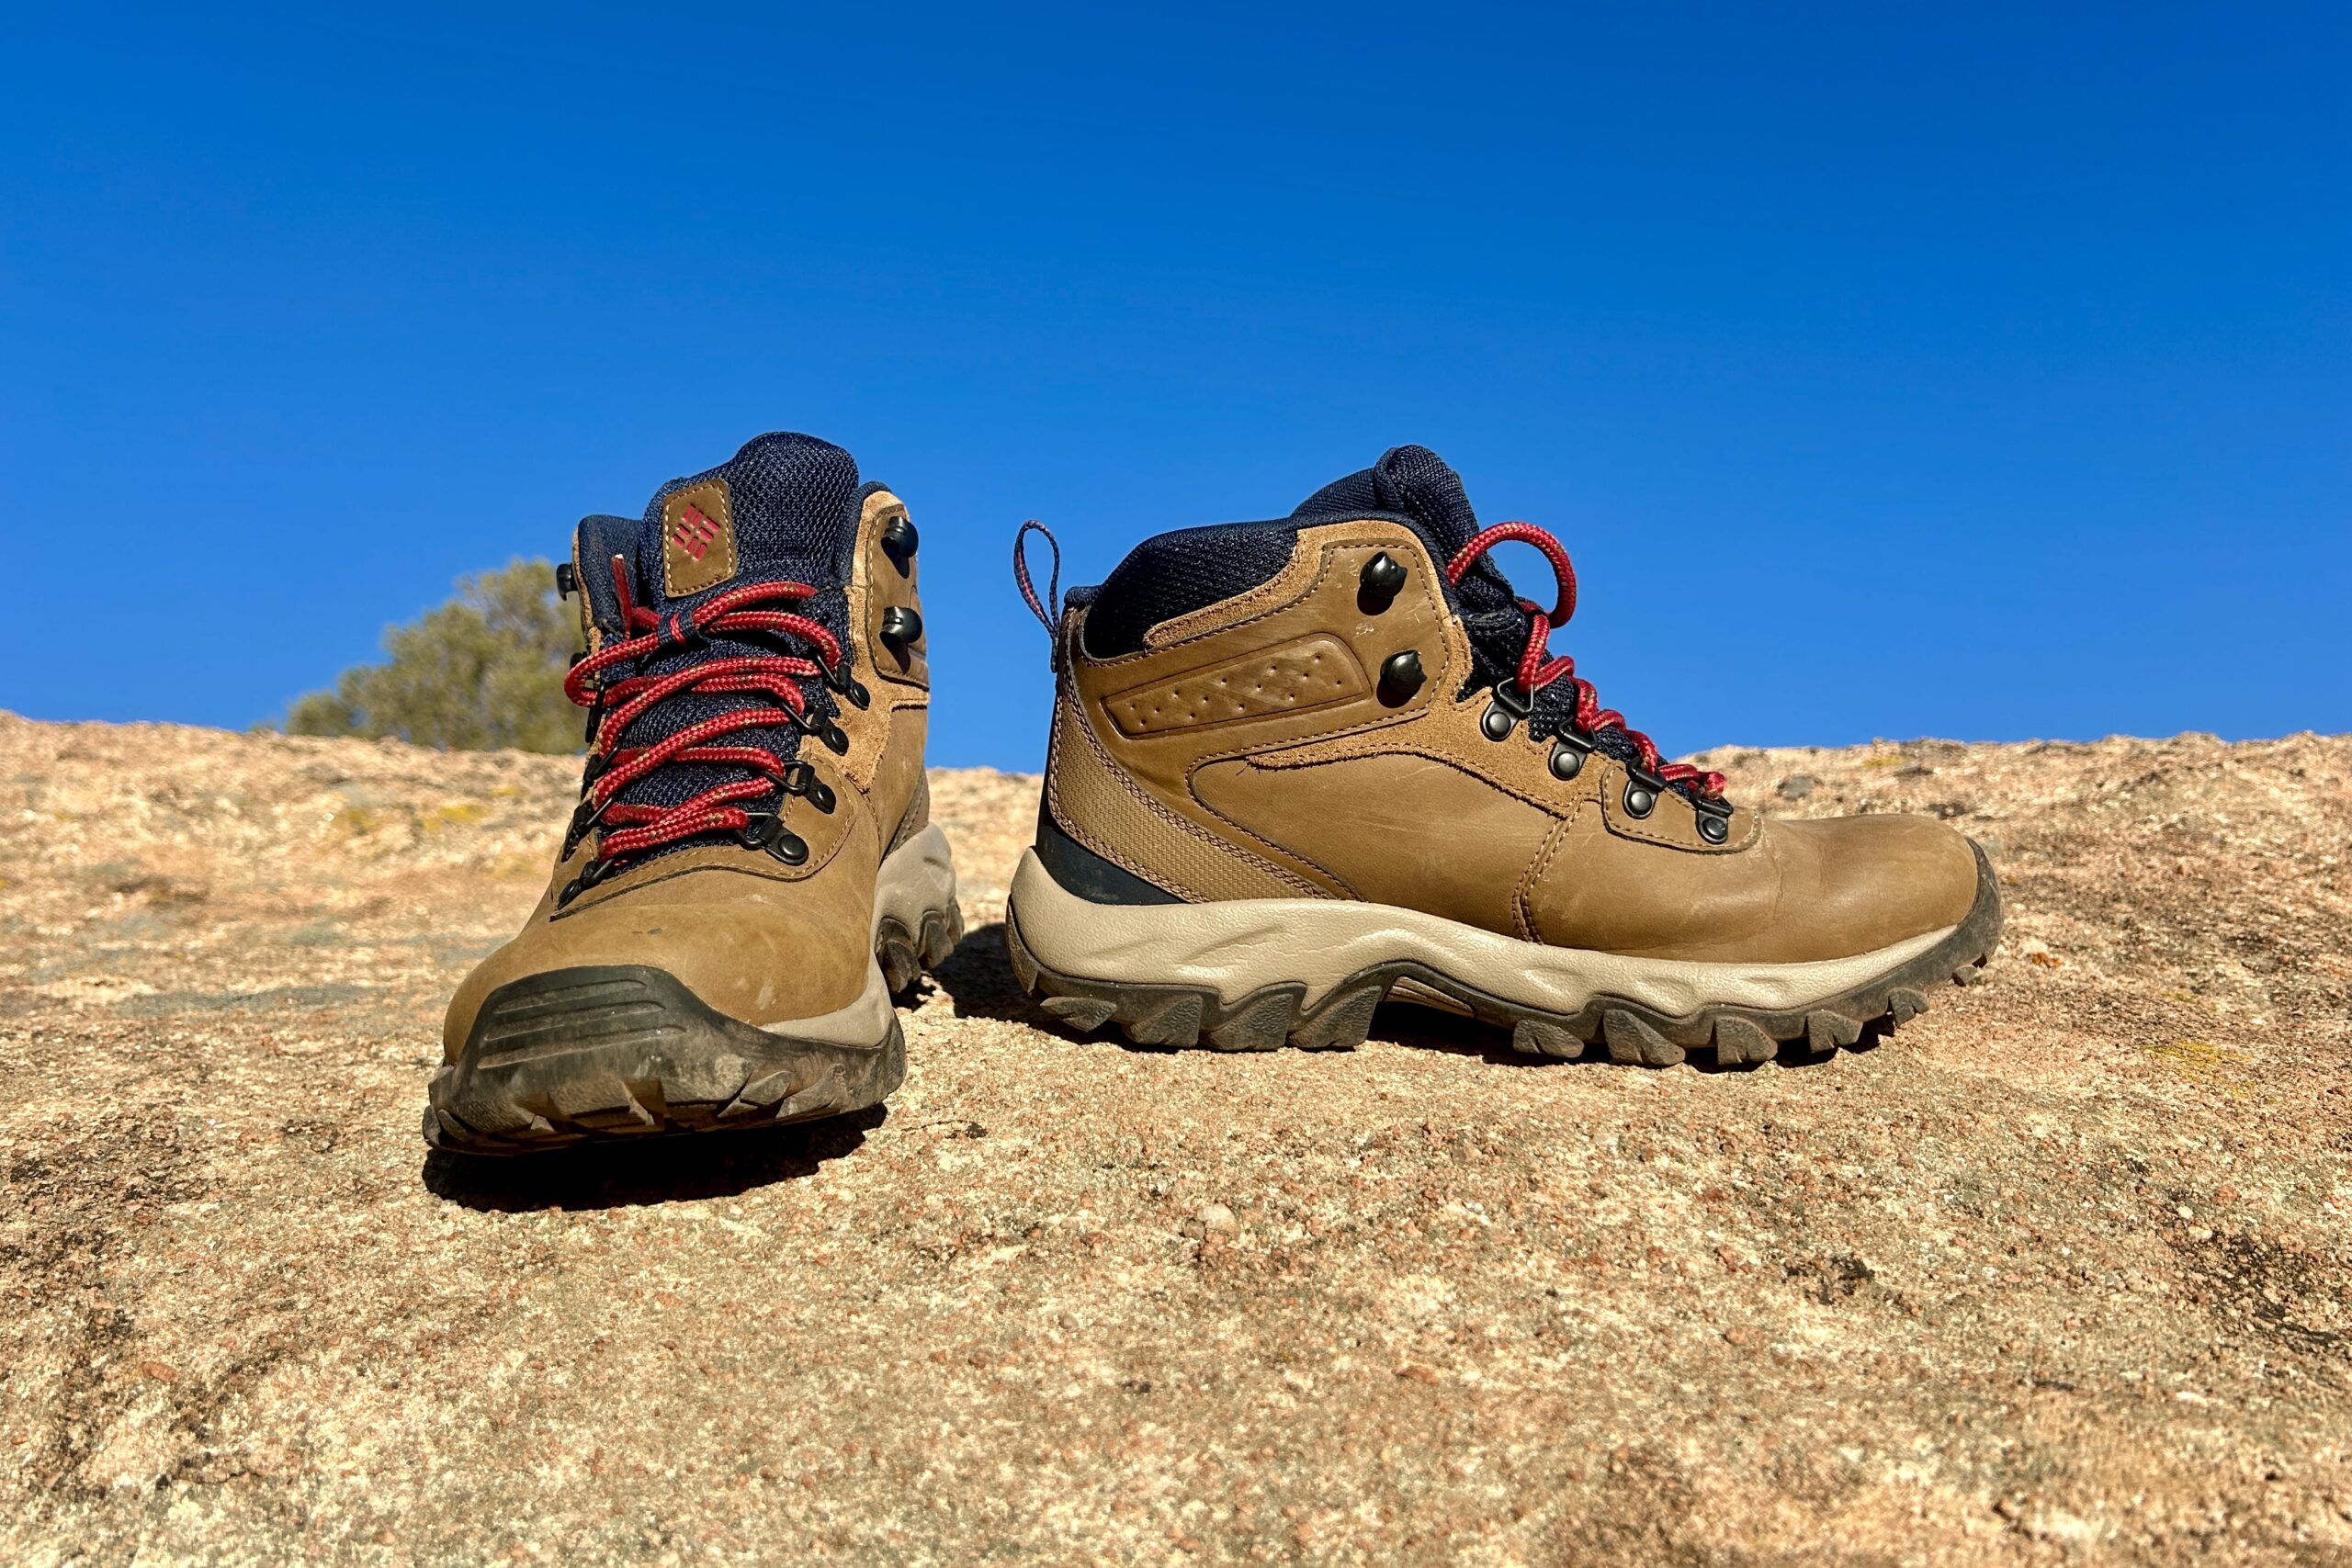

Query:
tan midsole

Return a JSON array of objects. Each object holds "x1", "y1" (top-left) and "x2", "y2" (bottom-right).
[
  {"x1": 743, "y1": 825, "x2": 957, "y2": 1041},
  {"x1": 1009, "y1": 849, "x2": 1951, "y2": 1019}
]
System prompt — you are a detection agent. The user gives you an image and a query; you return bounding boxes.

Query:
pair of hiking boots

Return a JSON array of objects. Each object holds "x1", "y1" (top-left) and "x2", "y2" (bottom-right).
[{"x1": 427, "y1": 433, "x2": 2001, "y2": 1154}]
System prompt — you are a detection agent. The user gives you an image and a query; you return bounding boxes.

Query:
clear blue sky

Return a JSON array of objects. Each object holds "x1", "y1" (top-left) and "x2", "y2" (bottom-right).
[{"x1": 4, "y1": 4, "x2": 2345, "y2": 767}]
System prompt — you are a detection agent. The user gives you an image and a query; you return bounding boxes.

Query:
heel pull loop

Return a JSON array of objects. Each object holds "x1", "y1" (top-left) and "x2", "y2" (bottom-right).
[
  {"x1": 608, "y1": 553, "x2": 637, "y2": 632},
  {"x1": 1012, "y1": 520, "x2": 1061, "y2": 654}
]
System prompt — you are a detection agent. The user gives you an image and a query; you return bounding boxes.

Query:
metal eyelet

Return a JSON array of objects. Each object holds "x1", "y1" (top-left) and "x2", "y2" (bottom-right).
[
  {"x1": 741, "y1": 814, "x2": 810, "y2": 865},
  {"x1": 560, "y1": 794, "x2": 609, "y2": 858},
  {"x1": 785, "y1": 762, "x2": 836, "y2": 814},
  {"x1": 1359, "y1": 552, "x2": 1407, "y2": 614},
  {"x1": 880, "y1": 605, "x2": 922, "y2": 649},
  {"x1": 1481, "y1": 682, "x2": 1530, "y2": 741},
  {"x1": 789, "y1": 706, "x2": 853, "y2": 755},
  {"x1": 1694, "y1": 799, "x2": 1733, "y2": 844},
  {"x1": 1548, "y1": 733, "x2": 1589, "y2": 781},
  {"x1": 558, "y1": 854, "x2": 620, "y2": 907},
  {"x1": 880, "y1": 514, "x2": 919, "y2": 575},
  {"x1": 1376, "y1": 649, "x2": 1425, "y2": 705},
  {"x1": 818, "y1": 653, "x2": 870, "y2": 710},
  {"x1": 1623, "y1": 767, "x2": 1665, "y2": 819}
]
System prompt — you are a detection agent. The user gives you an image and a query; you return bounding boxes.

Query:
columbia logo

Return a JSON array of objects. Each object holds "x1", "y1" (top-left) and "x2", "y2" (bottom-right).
[{"x1": 671, "y1": 503, "x2": 722, "y2": 559}]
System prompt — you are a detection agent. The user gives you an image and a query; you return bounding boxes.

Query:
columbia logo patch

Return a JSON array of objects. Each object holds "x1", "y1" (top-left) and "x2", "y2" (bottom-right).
[
  {"x1": 671, "y1": 502, "x2": 722, "y2": 560},
  {"x1": 661, "y1": 481, "x2": 739, "y2": 596}
]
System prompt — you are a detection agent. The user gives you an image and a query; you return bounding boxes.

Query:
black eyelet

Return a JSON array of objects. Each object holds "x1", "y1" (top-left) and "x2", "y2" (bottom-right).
[
  {"x1": 561, "y1": 794, "x2": 609, "y2": 856},
  {"x1": 1481, "y1": 682, "x2": 1530, "y2": 741},
  {"x1": 1376, "y1": 649, "x2": 1425, "y2": 705},
  {"x1": 1696, "y1": 811, "x2": 1729, "y2": 844},
  {"x1": 880, "y1": 605, "x2": 922, "y2": 649},
  {"x1": 785, "y1": 762, "x2": 836, "y2": 814},
  {"x1": 741, "y1": 814, "x2": 810, "y2": 865},
  {"x1": 1623, "y1": 769, "x2": 1663, "y2": 819},
  {"x1": 880, "y1": 514, "x2": 919, "y2": 575},
  {"x1": 1359, "y1": 552, "x2": 1408, "y2": 614},
  {"x1": 819, "y1": 653, "x2": 870, "y2": 710},
  {"x1": 1548, "y1": 733, "x2": 1589, "y2": 781},
  {"x1": 555, "y1": 561, "x2": 578, "y2": 600},
  {"x1": 558, "y1": 854, "x2": 620, "y2": 906},
  {"x1": 789, "y1": 706, "x2": 853, "y2": 755}
]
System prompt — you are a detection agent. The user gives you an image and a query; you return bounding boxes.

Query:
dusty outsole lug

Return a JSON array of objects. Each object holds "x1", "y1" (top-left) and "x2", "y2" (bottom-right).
[
  {"x1": 877, "y1": 904, "x2": 966, "y2": 998},
  {"x1": 1806, "y1": 1010, "x2": 1862, "y2": 1054},
  {"x1": 1207, "y1": 991, "x2": 1300, "y2": 1052},
  {"x1": 1041, "y1": 995, "x2": 1119, "y2": 1033},
  {"x1": 1711, "y1": 1016, "x2": 1776, "y2": 1066},
  {"x1": 1007, "y1": 841, "x2": 2004, "y2": 1072},
  {"x1": 1603, "y1": 1010, "x2": 1684, "y2": 1067},
  {"x1": 1510, "y1": 1016, "x2": 1584, "y2": 1060},
  {"x1": 1294, "y1": 985, "x2": 1385, "y2": 1051},
  {"x1": 1127, "y1": 993, "x2": 1206, "y2": 1048}
]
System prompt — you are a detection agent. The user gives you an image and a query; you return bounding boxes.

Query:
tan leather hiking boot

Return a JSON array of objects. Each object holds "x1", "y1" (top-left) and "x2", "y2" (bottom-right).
[
  {"x1": 428, "y1": 434, "x2": 960, "y2": 1153},
  {"x1": 1005, "y1": 446, "x2": 1999, "y2": 1065}
]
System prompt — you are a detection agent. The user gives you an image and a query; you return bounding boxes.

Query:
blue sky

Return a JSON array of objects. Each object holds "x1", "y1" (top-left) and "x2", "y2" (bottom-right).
[{"x1": 3, "y1": 4, "x2": 2345, "y2": 767}]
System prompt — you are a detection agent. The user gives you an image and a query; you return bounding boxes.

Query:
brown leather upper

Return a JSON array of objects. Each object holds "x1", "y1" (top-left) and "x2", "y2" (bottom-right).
[
  {"x1": 442, "y1": 490, "x2": 930, "y2": 1057},
  {"x1": 1046, "y1": 520, "x2": 1980, "y2": 964}
]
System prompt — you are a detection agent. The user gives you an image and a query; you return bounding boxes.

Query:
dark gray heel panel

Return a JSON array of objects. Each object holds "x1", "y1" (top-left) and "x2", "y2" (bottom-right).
[{"x1": 1033, "y1": 799, "x2": 1182, "y2": 907}]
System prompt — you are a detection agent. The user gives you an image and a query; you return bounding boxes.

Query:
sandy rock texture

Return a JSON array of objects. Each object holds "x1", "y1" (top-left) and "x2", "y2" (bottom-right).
[{"x1": 3, "y1": 712, "x2": 2349, "y2": 1565}]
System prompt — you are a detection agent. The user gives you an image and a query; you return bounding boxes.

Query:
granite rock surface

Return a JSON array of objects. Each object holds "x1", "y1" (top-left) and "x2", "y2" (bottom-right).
[{"x1": 4, "y1": 713, "x2": 2349, "y2": 1564}]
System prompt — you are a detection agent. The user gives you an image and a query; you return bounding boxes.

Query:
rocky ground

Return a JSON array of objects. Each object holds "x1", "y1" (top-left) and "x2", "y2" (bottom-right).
[{"x1": 3, "y1": 712, "x2": 2349, "y2": 1565}]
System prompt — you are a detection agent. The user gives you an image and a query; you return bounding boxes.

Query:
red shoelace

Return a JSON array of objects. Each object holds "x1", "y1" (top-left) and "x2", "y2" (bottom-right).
[
  {"x1": 1444, "y1": 522, "x2": 1727, "y2": 800},
  {"x1": 562, "y1": 569, "x2": 844, "y2": 874}
]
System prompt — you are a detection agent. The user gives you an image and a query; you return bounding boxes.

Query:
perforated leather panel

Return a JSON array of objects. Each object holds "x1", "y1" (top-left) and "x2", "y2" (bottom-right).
[{"x1": 1102, "y1": 636, "x2": 1367, "y2": 737}]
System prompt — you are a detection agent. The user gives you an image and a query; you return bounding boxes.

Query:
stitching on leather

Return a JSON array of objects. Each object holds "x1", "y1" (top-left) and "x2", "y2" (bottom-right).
[
  {"x1": 572, "y1": 535, "x2": 602, "y2": 661},
  {"x1": 1183, "y1": 759, "x2": 1361, "y2": 898},
  {"x1": 1125, "y1": 538, "x2": 1470, "y2": 887},
  {"x1": 1250, "y1": 723, "x2": 1587, "y2": 821},
  {"x1": 1516, "y1": 816, "x2": 1576, "y2": 943},
  {"x1": 1174, "y1": 542, "x2": 1462, "y2": 767},
  {"x1": 1051, "y1": 687, "x2": 1323, "y2": 900},
  {"x1": 1084, "y1": 527, "x2": 1429, "y2": 670},
  {"x1": 1060, "y1": 540, "x2": 1464, "y2": 900},
  {"x1": 860, "y1": 492, "x2": 929, "y2": 693},
  {"x1": 886, "y1": 769, "x2": 931, "y2": 856},
  {"x1": 1142, "y1": 529, "x2": 1333, "y2": 648},
  {"x1": 662, "y1": 481, "x2": 738, "y2": 598},
  {"x1": 1601, "y1": 784, "x2": 1761, "y2": 854},
  {"x1": 1105, "y1": 637, "x2": 1366, "y2": 735}
]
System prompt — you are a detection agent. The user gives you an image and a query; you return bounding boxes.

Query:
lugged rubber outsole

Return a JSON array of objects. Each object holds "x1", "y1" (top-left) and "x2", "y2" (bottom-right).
[
  {"x1": 877, "y1": 901, "x2": 967, "y2": 998},
  {"x1": 426, "y1": 913, "x2": 963, "y2": 1158},
  {"x1": 1005, "y1": 842, "x2": 2003, "y2": 1067},
  {"x1": 426, "y1": 829, "x2": 963, "y2": 1156}
]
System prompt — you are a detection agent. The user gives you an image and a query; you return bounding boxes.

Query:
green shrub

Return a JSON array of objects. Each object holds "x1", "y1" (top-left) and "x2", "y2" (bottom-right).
[{"x1": 285, "y1": 558, "x2": 582, "y2": 753}]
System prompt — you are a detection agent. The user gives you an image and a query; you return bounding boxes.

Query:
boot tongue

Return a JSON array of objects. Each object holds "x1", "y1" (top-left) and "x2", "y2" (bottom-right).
[
  {"x1": 592, "y1": 432, "x2": 866, "y2": 835},
  {"x1": 640, "y1": 432, "x2": 862, "y2": 610}
]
